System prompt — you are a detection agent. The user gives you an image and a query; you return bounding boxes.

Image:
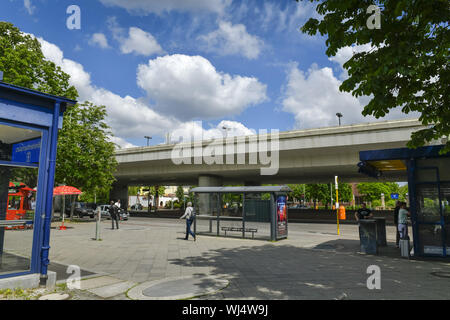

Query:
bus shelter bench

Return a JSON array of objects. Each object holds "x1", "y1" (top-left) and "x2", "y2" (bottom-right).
[{"x1": 221, "y1": 226, "x2": 258, "y2": 239}]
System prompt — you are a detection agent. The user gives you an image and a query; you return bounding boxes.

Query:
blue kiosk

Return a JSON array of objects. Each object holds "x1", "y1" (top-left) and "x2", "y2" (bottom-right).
[
  {"x1": 0, "y1": 81, "x2": 75, "y2": 285},
  {"x1": 359, "y1": 145, "x2": 450, "y2": 257}
]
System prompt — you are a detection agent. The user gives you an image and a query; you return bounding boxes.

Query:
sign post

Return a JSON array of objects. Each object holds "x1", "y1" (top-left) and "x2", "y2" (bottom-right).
[{"x1": 335, "y1": 176, "x2": 339, "y2": 235}]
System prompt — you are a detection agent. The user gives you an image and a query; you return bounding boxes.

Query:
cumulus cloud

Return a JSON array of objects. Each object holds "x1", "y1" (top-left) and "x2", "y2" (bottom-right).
[
  {"x1": 106, "y1": 17, "x2": 163, "y2": 56},
  {"x1": 198, "y1": 21, "x2": 264, "y2": 59},
  {"x1": 98, "y1": 0, "x2": 231, "y2": 15},
  {"x1": 137, "y1": 54, "x2": 268, "y2": 121},
  {"x1": 35, "y1": 35, "x2": 259, "y2": 148},
  {"x1": 119, "y1": 27, "x2": 164, "y2": 56},
  {"x1": 282, "y1": 62, "x2": 418, "y2": 129},
  {"x1": 328, "y1": 44, "x2": 374, "y2": 79},
  {"x1": 169, "y1": 120, "x2": 256, "y2": 143},
  {"x1": 89, "y1": 33, "x2": 110, "y2": 49}
]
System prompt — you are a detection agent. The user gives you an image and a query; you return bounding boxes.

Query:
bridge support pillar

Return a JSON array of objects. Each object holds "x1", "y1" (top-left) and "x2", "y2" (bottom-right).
[
  {"x1": 110, "y1": 182, "x2": 128, "y2": 210},
  {"x1": 198, "y1": 175, "x2": 222, "y2": 215}
]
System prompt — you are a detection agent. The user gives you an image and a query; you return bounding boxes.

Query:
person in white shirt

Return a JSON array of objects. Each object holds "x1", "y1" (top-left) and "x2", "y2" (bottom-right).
[{"x1": 180, "y1": 202, "x2": 196, "y2": 241}]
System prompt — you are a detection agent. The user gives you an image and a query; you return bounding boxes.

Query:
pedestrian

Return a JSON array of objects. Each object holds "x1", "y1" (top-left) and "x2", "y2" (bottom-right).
[
  {"x1": 109, "y1": 200, "x2": 119, "y2": 230},
  {"x1": 393, "y1": 200, "x2": 401, "y2": 247},
  {"x1": 398, "y1": 202, "x2": 410, "y2": 240},
  {"x1": 355, "y1": 202, "x2": 373, "y2": 221},
  {"x1": 179, "y1": 202, "x2": 196, "y2": 241}
]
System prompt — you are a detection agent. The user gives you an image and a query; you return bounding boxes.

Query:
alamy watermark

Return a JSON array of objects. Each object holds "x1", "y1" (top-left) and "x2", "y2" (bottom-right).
[
  {"x1": 66, "y1": 5, "x2": 81, "y2": 30},
  {"x1": 366, "y1": 4, "x2": 381, "y2": 30},
  {"x1": 66, "y1": 265, "x2": 81, "y2": 289},
  {"x1": 170, "y1": 122, "x2": 280, "y2": 176},
  {"x1": 366, "y1": 265, "x2": 381, "y2": 290}
]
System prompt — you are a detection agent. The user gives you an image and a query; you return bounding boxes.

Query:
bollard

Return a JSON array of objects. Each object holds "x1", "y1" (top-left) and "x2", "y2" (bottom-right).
[{"x1": 95, "y1": 207, "x2": 101, "y2": 240}]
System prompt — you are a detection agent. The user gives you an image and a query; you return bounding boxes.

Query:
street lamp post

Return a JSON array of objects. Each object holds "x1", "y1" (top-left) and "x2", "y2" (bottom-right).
[
  {"x1": 144, "y1": 136, "x2": 152, "y2": 146},
  {"x1": 336, "y1": 113, "x2": 343, "y2": 126}
]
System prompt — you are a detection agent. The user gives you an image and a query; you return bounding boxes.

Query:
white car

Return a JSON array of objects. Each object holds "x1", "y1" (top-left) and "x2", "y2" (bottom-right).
[{"x1": 97, "y1": 204, "x2": 129, "y2": 221}]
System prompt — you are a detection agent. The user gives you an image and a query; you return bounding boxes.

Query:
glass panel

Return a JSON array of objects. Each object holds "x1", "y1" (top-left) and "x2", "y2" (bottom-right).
[
  {"x1": 440, "y1": 183, "x2": 450, "y2": 223},
  {"x1": 418, "y1": 224, "x2": 445, "y2": 256},
  {"x1": 0, "y1": 124, "x2": 41, "y2": 275},
  {"x1": 417, "y1": 158, "x2": 450, "y2": 181},
  {"x1": 415, "y1": 184, "x2": 442, "y2": 223},
  {"x1": 415, "y1": 167, "x2": 438, "y2": 183}
]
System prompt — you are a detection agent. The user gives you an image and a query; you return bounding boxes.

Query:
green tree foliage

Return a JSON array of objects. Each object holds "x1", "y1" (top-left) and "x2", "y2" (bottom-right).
[
  {"x1": 287, "y1": 184, "x2": 307, "y2": 201},
  {"x1": 55, "y1": 101, "x2": 117, "y2": 202},
  {"x1": 357, "y1": 182, "x2": 400, "y2": 202},
  {"x1": 0, "y1": 22, "x2": 77, "y2": 100},
  {"x1": 298, "y1": 0, "x2": 450, "y2": 153},
  {"x1": 176, "y1": 186, "x2": 185, "y2": 203},
  {"x1": 306, "y1": 183, "x2": 330, "y2": 206},
  {"x1": 338, "y1": 182, "x2": 353, "y2": 203}
]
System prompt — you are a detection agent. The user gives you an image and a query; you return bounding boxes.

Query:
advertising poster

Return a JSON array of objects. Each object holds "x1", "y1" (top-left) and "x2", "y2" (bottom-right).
[{"x1": 276, "y1": 195, "x2": 287, "y2": 239}]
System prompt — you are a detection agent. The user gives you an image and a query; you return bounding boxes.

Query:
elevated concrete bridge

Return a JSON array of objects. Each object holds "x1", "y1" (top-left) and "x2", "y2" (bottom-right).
[{"x1": 112, "y1": 119, "x2": 424, "y2": 200}]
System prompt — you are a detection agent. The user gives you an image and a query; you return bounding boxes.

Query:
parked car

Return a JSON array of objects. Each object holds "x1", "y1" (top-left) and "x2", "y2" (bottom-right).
[
  {"x1": 66, "y1": 202, "x2": 95, "y2": 218},
  {"x1": 98, "y1": 204, "x2": 111, "y2": 219},
  {"x1": 98, "y1": 204, "x2": 129, "y2": 221},
  {"x1": 130, "y1": 203, "x2": 143, "y2": 210},
  {"x1": 289, "y1": 204, "x2": 310, "y2": 209}
]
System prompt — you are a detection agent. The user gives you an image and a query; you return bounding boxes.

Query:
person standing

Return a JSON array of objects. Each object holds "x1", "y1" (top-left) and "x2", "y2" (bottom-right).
[
  {"x1": 393, "y1": 201, "x2": 401, "y2": 247},
  {"x1": 398, "y1": 202, "x2": 410, "y2": 240},
  {"x1": 180, "y1": 202, "x2": 196, "y2": 241},
  {"x1": 355, "y1": 203, "x2": 373, "y2": 221},
  {"x1": 109, "y1": 200, "x2": 119, "y2": 230}
]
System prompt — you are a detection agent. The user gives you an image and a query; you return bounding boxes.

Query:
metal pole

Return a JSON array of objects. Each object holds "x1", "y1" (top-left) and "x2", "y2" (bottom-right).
[
  {"x1": 41, "y1": 101, "x2": 60, "y2": 284},
  {"x1": 335, "y1": 176, "x2": 340, "y2": 235},
  {"x1": 95, "y1": 207, "x2": 101, "y2": 240}
]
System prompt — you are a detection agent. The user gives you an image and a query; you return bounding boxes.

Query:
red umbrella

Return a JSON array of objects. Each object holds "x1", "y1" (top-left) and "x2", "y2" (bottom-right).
[
  {"x1": 53, "y1": 186, "x2": 82, "y2": 230},
  {"x1": 53, "y1": 186, "x2": 82, "y2": 196}
]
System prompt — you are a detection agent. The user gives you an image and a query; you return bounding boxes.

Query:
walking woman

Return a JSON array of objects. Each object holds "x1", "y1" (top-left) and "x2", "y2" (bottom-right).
[{"x1": 180, "y1": 202, "x2": 196, "y2": 241}]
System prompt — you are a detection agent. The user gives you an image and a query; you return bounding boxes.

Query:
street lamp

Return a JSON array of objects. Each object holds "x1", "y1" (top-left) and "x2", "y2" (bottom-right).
[
  {"x1": 222, "y1": 126, "x2": 231, "y2": 138},
  {"x1": 336, "y1": 113, "x2": 343, "y2": 126},
  {"x1": 144, "y1": 136, "x2": 152, "y2": 146}
]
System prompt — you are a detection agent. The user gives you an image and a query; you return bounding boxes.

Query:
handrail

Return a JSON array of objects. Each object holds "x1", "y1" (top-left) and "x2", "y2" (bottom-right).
[{"x1": 0, "y1": 220, "x2": 33, "y2": 227}]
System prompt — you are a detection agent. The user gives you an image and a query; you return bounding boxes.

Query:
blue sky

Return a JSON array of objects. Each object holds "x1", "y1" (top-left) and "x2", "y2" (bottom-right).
[{"x1": 1, "y1": 0, "x2": 413, "y2": 147}]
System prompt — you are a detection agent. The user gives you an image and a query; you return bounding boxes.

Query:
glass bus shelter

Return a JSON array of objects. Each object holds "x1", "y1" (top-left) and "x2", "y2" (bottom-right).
[
  {"x1": 359, "y1": 145, "x2": 450, "y2": 257},
  {"x1": 191, "y1": 186, "x2": 291, "y2": 241}
]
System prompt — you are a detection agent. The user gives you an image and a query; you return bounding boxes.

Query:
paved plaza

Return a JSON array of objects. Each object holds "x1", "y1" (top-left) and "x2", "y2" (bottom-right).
[{"x1": 4, "y1": 217, "x2": 450, "y2": 299}]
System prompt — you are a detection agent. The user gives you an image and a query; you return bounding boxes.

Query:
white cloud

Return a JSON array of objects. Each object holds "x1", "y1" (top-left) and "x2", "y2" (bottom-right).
[
  {"x1": 119, "y1": 27, "x2": 164, "y2": 56},
  {"x1": 89, "y1": 33, "x2": 110, "y2": 49},
  {"x1": 169, "y1": 120, "x2": 256, "y2": 143},
  {"x1": 329, "y1": 44, "x2": 374, "y2": 79},
  {"x1": 137, "y1": 54, "x2": 268, "y2": 121},
  {"x1": 282, "y1": 62, "x2": 418, "y2": 129},
  {"x1": 34, "y1": 34, "x2": 259, "y2": 148},
  {"x1": 106, "y1": 18, "x2": 163, "y2": 56},
  {"x1": 198, "y1": 21, "x2": 264, "y2": 59},
  {"x1": 24, "y1": 0, "x2": 35, "y2": 15},
  {"x1": 98, "y1": 0, "x2": 232, "y2": 15}
]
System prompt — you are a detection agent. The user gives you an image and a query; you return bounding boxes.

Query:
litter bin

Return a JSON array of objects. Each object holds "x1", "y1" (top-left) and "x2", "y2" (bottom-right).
[
  {"x1": 373, "y1": 217, "x2": 387, "y2": 247},
  {"x1": 359, "y1": 219, "x2": 378, "y2": 254}
]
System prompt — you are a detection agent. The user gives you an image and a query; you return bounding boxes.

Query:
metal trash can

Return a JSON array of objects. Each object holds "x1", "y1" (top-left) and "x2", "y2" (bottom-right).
[
  {"x1": 359, "y1": 219, "x2": 378, "y2": 254},
  {"x1": 373, "y1": 217, "x2": 387, "y2": 247},
  {"x1": 400, "y1": 236, "x2": 410, "y2": 258}
]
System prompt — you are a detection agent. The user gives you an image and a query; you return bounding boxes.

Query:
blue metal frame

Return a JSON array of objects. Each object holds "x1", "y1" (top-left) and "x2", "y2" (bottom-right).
[{"x1": 0, "y1": 83, "x2": 74, "y2": 279}]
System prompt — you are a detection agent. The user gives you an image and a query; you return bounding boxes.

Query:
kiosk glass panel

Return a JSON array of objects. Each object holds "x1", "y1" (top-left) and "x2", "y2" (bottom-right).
[{"x1": 0, "y1": 123, "x2": 41, "y2": 275}]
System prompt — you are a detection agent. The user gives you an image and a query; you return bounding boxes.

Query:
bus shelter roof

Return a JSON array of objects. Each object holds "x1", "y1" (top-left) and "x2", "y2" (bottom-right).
[{"x1": 190, "y1": 186, "x2": 292, "y2": 194}]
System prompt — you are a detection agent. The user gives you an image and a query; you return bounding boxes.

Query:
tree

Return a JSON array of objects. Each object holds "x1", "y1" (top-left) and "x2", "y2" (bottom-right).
[
  {"x1": 357, "y1": 182, "x2": 400, "y2": 202},
  {"x1": 0, "y1": 22, "x2": 118, "y2": 205},
  {"x1": 55, "y1": 101, "x2": 118, "y2": 203},
  {"x1": 306, "y1": 183, "x2": 330, "y2": 207},
  {"x1": 338, "y1": 182, "x2": 353, "y2": 203},
  {"x1": 176, "y1": 186, "x2": 185, "y2": 204},
  {"x1": 0, "y1": 22, "x2": 77, "y2": 100},
  {"x1": 298, "y1": 0, "x2": 449, "y2": 153}
]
